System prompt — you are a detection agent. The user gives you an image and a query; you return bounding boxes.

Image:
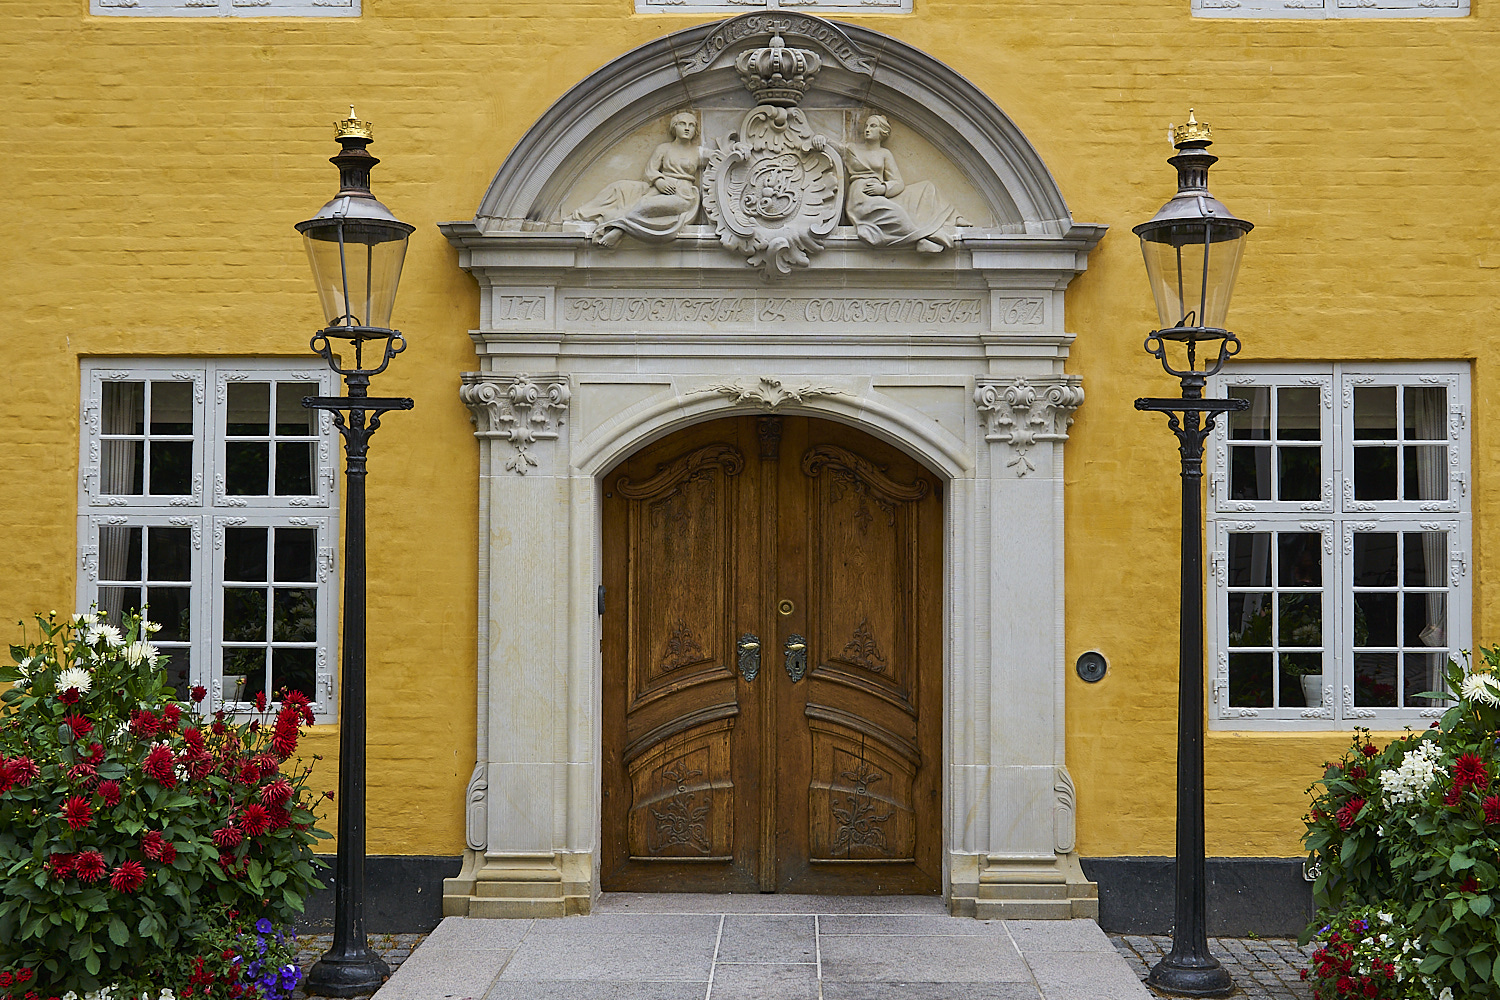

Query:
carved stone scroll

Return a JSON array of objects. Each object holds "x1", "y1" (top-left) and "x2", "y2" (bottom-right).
[
  {"x1": 974, "y1": 376, "x2": 1085, "y2": 478},
  {"x1": 696, "y1": 376, "x2": 843, "y2": 410},
  {"x1": 460, "y1": 373, "x2": 572, "y2": 476},
  {"x1": 465, "y1": 764, "x2": 488, "y2": 851}
]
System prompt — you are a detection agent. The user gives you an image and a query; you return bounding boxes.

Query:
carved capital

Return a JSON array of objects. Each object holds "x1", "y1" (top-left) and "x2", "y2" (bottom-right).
[
  {"x1": 461, "y1": 373, "x2": 572, "y2": 475},
  {"x1": 974, "y1": 376, "x2": 1084, "y2": 477}
]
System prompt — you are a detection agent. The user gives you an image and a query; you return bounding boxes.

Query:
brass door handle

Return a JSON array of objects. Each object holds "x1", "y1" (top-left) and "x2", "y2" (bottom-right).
[
  {"x1": 784, "y1": 634, "x2": 808, "y2": 683},
  {"x1": 737, "y1": 634, "x2": 761, "y2": 681}
]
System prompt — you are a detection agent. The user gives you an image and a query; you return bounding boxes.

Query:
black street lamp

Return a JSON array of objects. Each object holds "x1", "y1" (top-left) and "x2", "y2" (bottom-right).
[
  {"x1": 296, "y1": 109, "x2": 415, "y2": 998},
  {"x1": 1133, "y1": 111, "x2": 1253, "y2": 999}
]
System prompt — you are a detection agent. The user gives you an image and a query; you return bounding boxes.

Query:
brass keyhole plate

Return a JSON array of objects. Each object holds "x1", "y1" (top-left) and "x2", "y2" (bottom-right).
[{"x1": 777, "y1": 599, "x2": 794, "y2": 616}]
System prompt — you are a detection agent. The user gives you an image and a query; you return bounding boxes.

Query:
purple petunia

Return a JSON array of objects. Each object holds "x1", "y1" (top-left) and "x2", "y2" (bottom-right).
[{"x1": 256, "y1": 917, "x2": 274, "y2": 934}]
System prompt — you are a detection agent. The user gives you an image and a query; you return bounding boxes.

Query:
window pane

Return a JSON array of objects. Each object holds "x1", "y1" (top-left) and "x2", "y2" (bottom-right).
[
  {"x1": 146, "y1": 586, "x2": 192, "y2": 643},
  {"x1": 273, "y1": 589, "x2": 318, "y2": 642},
  {"x1": 1280, "y1": 653, "x2": 1322, "y2": 709},
  {"x1": 224, "y1": 649, "x2": 266, "y2": 704},
  {"x1": 1403, "y1": 386, "x2": 1446, "y2": 441},
  {"x1": 1228, "y1": 652, "x2": 1273, "y2": 707},
  {"x1": 149, "y1": 440, "x2": 193, "y2": 496},
  {"x1": 1279, "y1": 594, "x2": 1321, "y2": 647},
  {"x1": 1229, "y1": 386, "x2": 1269, "y2": 440},
  {"x1": 102, "y1": 381, "x2": 145, "y2": 435},
  {"x1": 1230, "y1": 446, "x2": 1270, "y2": 501},
  {"x1": 1277, "y1": 447, "x2": 1320, "y2": 502},
  {"x1": 1404, "y1": 593, "x2": 1446, "y2": 649},
  {"x1": 1277, "y1": 532, "x2": 1322, "y2": 587},
  {"x1": 101, "y1": 440, "x2": 144, "y2": 495},
  {"x1": 224, "y1": 528, "x2": 268, "y2": 582},
  {"x1": 1404, "y1": 652, "x2": 1446, "y2": 707},
  {"x1": 1276, "y1": 387, "x2": 1320, "y2": 441},
  {"x1": 1228, "y1": 593, "x2": 1271, "y2": 646},
  {"x1": 226, "y1": 382, "x2": 270, "y2": 436},
  {"x1": 276, "y1": 384, "x2": 316, "y2": 435},
  {"x1": 273, "y1": 529, "x2": 317, "y2": 583},
  {"x1": 1228, "y1": 533, "x2": 1271, "y2": 587},
  {"x1": 1353, "y1": 386, "x2": 1396, "y2": 440},
  {"x1": 275, "y1": 442, "x2": 315, "y2": 496},
  {"x1": 1353, "y1": 446, "x2": 1397, "y2": 500},
  {"x1": 226, "y1": 442, "x2": 269, "y2": 496},
  {"x1": 158, "y1": 646, "x2": 191, "y2": 703},
  {"x1": 98, "y1": 525, "x2": 142, "y2": 582},
  {"x1": 223, "y1": 589, "x2": 267, "y2": 641},
  {"x1": 149, "y1": 381, "x2": 194, "y2": 435},
  {"x1": 1404, "y1": 446, "x2": 1447, "y2": 501},
  {"x1": 1356, "y1": 592, "x2": 1397, "y2": 647},
  {"x1": 1353, "y1": 652, "x2": 1398, "y2": 707},
  {"x1": 1353, "y1": 533, "x2": 1397, "y2": 586},
  {"x1": 1403, "y1": 531, "x2": 1446, "y2": 588},
  {"x1": 146, "y1": 527, "x2": 192, "y2": 582},
  {"x1": 272, "y1": 647, "x2": 317, "y2": 701},
  {"x1": 97, "y1": 586, "x2": 143, "y2": 628}
]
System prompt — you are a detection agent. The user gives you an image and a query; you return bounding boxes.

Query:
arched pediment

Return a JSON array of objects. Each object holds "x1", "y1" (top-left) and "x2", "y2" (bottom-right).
[{"x1": 452, "y1": 12, "x2": 1102, "y2": 264}]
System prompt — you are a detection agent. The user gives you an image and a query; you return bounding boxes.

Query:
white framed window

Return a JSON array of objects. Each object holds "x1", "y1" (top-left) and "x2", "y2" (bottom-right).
[
  {"x1": 1207, "y1": 363, "x2": 1470, "y2": 730},
  {"x1": 1193, "y1": 0, "x2": 1465, "y2": 18},
  {"x1": 78, "y1": 360, "x2": 339, "y2": 721}
]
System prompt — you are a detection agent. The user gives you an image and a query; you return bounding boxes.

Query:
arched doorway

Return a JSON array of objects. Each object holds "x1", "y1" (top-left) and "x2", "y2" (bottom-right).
[{"x1": 600, "y1": 415, "x2": 943, "y2": 894}]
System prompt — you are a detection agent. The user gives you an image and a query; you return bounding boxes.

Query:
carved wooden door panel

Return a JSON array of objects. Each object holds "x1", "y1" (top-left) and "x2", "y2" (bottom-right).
[{"x1": 601, "y1": 416, "x2": 941, "y2": 894}]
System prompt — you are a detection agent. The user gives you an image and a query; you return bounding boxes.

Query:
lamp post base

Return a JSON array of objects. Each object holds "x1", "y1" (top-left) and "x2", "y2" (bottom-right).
[
  {"x1": 1146, "y1": 955, "x2": 1233, "y2": 997},
  {"x1": 305, "y1": 951, "x2": 392, "y2": 998}
]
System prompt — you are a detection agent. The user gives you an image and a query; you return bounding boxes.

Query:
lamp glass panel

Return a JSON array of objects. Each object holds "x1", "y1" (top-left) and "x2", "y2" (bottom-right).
[
  {"x1": 302, "y1": 220, "x2": 409, "y2": 329},
  {"x1": 1139, "y1": 221, "x2": 1247, "y2": 329}
]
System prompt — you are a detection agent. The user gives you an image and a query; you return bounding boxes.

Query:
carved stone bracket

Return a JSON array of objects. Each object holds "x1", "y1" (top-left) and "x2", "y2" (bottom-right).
[
  {"x1": 694, "y1": 376, "x2": 844, "y2": 410},
  {"x1": 465, "y1": 764, "x2": 487, "y2": 851},
  {"x1": 974, "y1": 376, "x2": 1085, "y2": 478},
  {"x1": 460, "y1": 373, "x2": 572, "y2": 475}
]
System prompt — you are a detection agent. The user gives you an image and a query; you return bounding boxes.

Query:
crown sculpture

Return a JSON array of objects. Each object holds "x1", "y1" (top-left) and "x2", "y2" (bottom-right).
[{"x1": 735, "y1": 35, "x2": 823, "y2": 107}]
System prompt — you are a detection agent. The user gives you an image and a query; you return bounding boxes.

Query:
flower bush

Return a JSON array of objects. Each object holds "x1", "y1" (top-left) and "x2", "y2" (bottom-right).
[
  {"x1": 1302, "y1": 904, "x2": 1435, "y2": 1000},
  {"x1": 0, "y1": 611, "x2": 329, "y2": 996},
  {"x1": 1303, "y1": 649, "x2": 1500, "y2": 998}
]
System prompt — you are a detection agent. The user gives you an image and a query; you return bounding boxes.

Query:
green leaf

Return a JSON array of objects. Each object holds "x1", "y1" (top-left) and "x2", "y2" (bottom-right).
[
  {"x1": 1473, "y1": 953, "x2": 1492, "y2": 981},
  {"x1": 1473, "y1": 895, "x2": 1494, "y2": 918},
  {"x1": 138, "y1": 912, "x2": 158, "y2": 937},
  {"x1": 1452, "y1": 956, "x2": 1468, "y2": 982},
  {"x1": 84, "y1": 951, "x2": 100, "y2": 976},
  {"x1": 108, "y1": 916, "x2": 129, "y2": 947}
]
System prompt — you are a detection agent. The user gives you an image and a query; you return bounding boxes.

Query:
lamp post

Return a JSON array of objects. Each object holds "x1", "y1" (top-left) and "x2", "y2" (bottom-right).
[
  {"x1": 296, "y1": 109, "x2": 415, "y2": 998},
  {"x1": 1132, "y1": 110, "x2": 1253, "y2": 999}
]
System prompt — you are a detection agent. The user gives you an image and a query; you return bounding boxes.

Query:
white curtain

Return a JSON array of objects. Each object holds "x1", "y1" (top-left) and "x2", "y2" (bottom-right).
[
  {"x1": 1411, "y1": 387, "x2": 1447, "y2": 700},
  {"x1": 98, "y1": 382, "x2": 143, "y2": 625}
]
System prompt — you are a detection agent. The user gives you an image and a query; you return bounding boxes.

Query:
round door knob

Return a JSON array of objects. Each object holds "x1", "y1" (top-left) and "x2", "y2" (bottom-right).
[{"x1": 777, "y1": 599, "x2": 794, "y2": 616}]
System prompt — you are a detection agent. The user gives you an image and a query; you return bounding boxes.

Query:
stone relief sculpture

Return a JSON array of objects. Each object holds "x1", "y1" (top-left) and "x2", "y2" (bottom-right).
[
  {"x1": 838, "y1": 114, "x2": 964, "y2": 253},
  {"x1": 701, "y1": 35, "x2": 845, "y2": 275},
  {"x1": 570, "y1": 112, "x2": 706, "y2": 246}
]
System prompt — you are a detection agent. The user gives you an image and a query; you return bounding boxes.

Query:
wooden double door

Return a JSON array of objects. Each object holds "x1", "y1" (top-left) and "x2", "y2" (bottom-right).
[{"x1": 601, "y1": 416, "x2": 942, "y2": 894}]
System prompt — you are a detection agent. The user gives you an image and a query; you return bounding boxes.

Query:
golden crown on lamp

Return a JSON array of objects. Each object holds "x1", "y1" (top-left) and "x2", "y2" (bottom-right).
[
  {"x1": 335, "y1": 106, "x2": 374, "y2": 142},
  {"x1": 1171, "y1": 109, "x2": 1212, "y2": 147}
]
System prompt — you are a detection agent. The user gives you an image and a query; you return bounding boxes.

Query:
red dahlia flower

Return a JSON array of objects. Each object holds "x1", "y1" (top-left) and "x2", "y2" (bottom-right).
[
  {"x1": 282, "y1": 688, "x2": 315, "y2": 726},
  {"x1": 1485, "y1": 794, "x2": 1500, "y2": 825},
  {"x1": 130, "y1": 710, "x2": 160, "y2": 739},
  {"x1": 48, "y1": 853, "x2": 75, "y2": 878},
  {"x1": 241, "y1": 803, "x2": 271, "y2": 837},
  {"x1": 254, "y1": 753, "x2": 280, "y2": 776},
  {"x1": 74, "y1": 850, "x2": 106, "y2": 882},
  {"x1": 1335, "y1": 798, "x2": 1365, "y2": 830},
  {"x1": 62, "y1": 795, "x2": 92, "y2": 830},
  {"x1": 184, "y1": 726, "x2": 205, "y2": 751},
  {"x1": 191, "y1": 684, "x2": 207, "y2": 703},
  {"x1": 238, "y1": 763, "x2": 261, "y2": 785},
  {"x1": 1445, "y1": 783, "x2": 1464, "y2": 806},
  {"x1": 162, "y1": 703, "x2": 182, "y2": 728},
  {"x1": 1460, "y1": 876, "x2": 1481, "y2": 894},
  {"x1": 7, "y1": 755, "x2": 38, "y2": 786},
  {"x1": 1360, "y1": 744, "x2": 1379, "y2": 757},
  {"x1": 109, "y1": 860, "x2": 147, "y2": 893},
  {"x1": 1455, "y1": 752, "x2": 1490, "y2": 790},
  {"x1": 211, "y1": 825, "x2": 243, "y2": 849},
  {"x1": 268, "y1": 805, "x2": 291, "y2": 830},
  {"x1": 0, "y1": 759, "x2": 12, "y2": 794},
  {"x1": 98, "y1": 779, "x2": 122, "y2": 806},
  {"x1": 62, "y1": 713, "x2": 93, "y2": 738},
  {"x1": 1347, "y1": 765, "x2": 1366, "y2": 780},
  {"x1": 159, "y1": 841, "x2": 177, "y2": 864},
  {"x1": 58, "y1": 688, "x2": 80, "y2": 706},
  {"x1": 260, "y1": 779, "x2": 293, "y2": 806},
  {"x1": 68, "y1": 762, "x2": 97, "y2": 787},
  {"x1": 140, "y1": 830, "x2": 167, "y2": 860},
  {"x1": 142, "y1": 744, "x2": 176, "y2": 786},
  {"x1": 84, "y1": 742, "x2": 105, "y2": 765}
]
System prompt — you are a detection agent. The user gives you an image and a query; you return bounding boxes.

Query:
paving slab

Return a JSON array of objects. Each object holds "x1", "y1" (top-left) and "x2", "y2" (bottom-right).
[{"x1": 365, "y1": 895, "x2": 1160, "y2": 1000}]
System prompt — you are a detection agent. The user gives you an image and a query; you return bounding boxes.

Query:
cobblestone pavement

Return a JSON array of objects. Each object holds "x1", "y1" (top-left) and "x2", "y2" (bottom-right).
[
  {"x1": 1111, "y1": 935, "x2": 1316, "y2": 999},
  {"x1": 291, "y1": 933, "x2": 427, "y2": 1000}
]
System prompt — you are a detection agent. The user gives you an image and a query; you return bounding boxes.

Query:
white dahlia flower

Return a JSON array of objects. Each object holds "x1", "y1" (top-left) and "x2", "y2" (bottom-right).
[
  {"x1": 85, "y1": 623, "x2": 124, "y2": 649},
  {"x1": 1461, "y1": 671, "x2": 1500, "y2": 708},
  {"x1": 123, "y1": 641, "x2": 159, "y2": 666},
  {"x1": 56, "y1": 666, "x2": 93, "y2": 694}
]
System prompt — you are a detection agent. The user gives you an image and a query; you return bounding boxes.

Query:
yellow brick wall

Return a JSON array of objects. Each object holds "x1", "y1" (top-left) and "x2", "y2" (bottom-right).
[{"x1": 1, "y1": 0, "x2": 1495, "y2": 859}]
